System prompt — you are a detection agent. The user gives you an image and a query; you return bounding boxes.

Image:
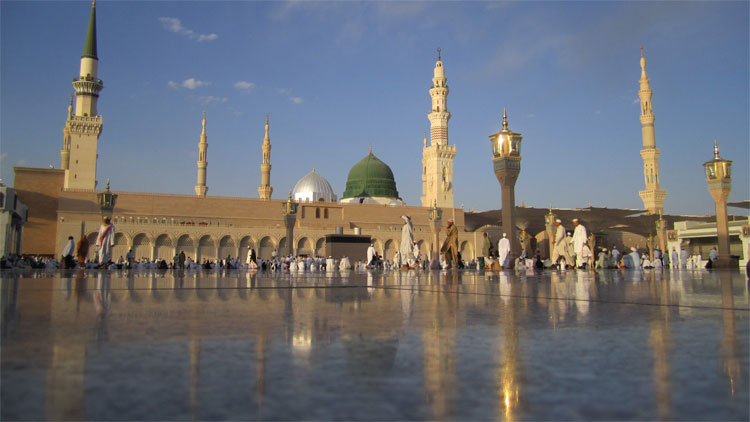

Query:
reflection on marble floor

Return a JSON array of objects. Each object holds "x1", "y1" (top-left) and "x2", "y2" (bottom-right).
[{"x1": 1, "y1": 269, "x2": 748, "y2": 421}]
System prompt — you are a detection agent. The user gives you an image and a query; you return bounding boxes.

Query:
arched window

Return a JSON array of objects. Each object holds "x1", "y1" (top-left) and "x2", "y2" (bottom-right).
[{"x1": 316, "y1": 208, "x2": 321, "y2": 218}]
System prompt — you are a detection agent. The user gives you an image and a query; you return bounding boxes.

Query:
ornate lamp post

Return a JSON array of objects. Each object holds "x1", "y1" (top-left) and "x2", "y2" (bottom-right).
[
  {"x1": 544, "y1": 207, "x2": 556, "y2": 259},
  {"x1": 428, "y1": 199, "x2": 443, "y2": 260},
  {"x1": 282, "y1": 192, "x2": 298, "y2": 257},
  {"x1": 703, "y1": 142, "x2": 734, "y2": 268},
  {"x1": 97, "y1": 179, "x2": 118, "y2": 217},
  {"x1": 490, "y1": 109, "x2": 522, "y2": 266}
]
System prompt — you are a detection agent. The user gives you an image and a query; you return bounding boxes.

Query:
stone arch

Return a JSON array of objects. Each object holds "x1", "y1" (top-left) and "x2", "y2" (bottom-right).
[
  {"x1": 86, "y1": 232, "x2": 99, "y2": 260},
  {"x1": 239, "y1": 236, "x2": 254, "y2": 262},
  {"x1": 460, "y1": 240, "x2": 474, "y2": 260},
  {"x1": 176, "y1": 234, "x2": 195, "y2": 260},
  {"x1": 218, "y1": 235, "x2": 236, "y2": 260},
  {"x1": 383, "y1": 239, "x2": 397, "y2": 260},
  {"x1": 258, "y1": 236, "x2": 276, "y2": 260},
  {"x1": 297, "y1": 237, "x2": 314, "y2": 257},
  {"x1": 112, "y1": 232, "x2": 129, "y2": 263},
  {"x1": 154, "y1": 234, "x2": 174, "y2": 261},
  {"x1": 198, "y1": 235, "x2": 216, "y2": 262},
  {"x1": 417, "y1": 239, "x2": 430, "y2": 259},
  {"x1": 132, "y1": 233, "x2": 152, "y2": 261},
  {"x1": 315, "y1": 237, "x2": 326, "y2": 257},
  {"x1": 372, "y1": 238, "x2": 384, "y2": 255}
]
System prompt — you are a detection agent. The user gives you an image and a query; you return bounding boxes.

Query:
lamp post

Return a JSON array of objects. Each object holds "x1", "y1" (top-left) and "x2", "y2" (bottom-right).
[
  {"x1": 282, "y1": 192, "x2": 298, "y2": 257},
  {"x1": 490, "y1": 109, "x2": 523, "y2": 267},
  {"x1": 703, "y1": 142, "x2": 734, "y2": 268},
  {"x1": 544, "y1": 207, "x2": 556, "y2": 259},
  {"x1": 97, "y1": 179, "x2": 118, "y2": 218},
  {"x1": 428, "y1": 199, "x2": 442, "y2": 261}
]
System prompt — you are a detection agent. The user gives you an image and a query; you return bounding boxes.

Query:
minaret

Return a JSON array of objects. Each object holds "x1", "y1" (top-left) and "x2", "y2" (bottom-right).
[
  {"x1": 64, "y1": 0, "x2": 104, "y2": 190},
  {"x1": 195, "y1": 111, "x2": 208, "y2": 197},
  {"x1": 60, "y1": 95, "x2": 73, "y2": 170},
  {"x1": 258, "y1": 114, "x2": 273, "y2": 200},
  {"x1": 638, "y1": 47, "x2": 666, "y2": 214},
  {"x1": 421, "y1": 48, "x2": 456, "y2": 208}
]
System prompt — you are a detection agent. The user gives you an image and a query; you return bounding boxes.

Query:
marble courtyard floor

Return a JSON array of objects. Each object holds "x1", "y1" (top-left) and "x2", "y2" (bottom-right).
[{"x1": 1, "y1": 268, "x2": 748, "y2": 421}]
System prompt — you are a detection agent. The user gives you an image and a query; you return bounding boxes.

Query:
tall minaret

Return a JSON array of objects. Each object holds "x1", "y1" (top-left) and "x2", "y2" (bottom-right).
[
  {"x1": 60, "y1": 95, "x2": 73, "y2": 170},
  {"x1": 421, "y1": 48, "x2": 456, "y2": 208},
  {"x1": 195, "y1": 111, "x2": 208, "y2": 197},
  {"x1": 64, "y1": 0, "x2": 103, "y2": 190},
  {"x1": 258, "y1": 114, "x2": 273, "y2": 200},
  {"x1": 638, "y1": 47, "x2": 666, "y2": 215}
]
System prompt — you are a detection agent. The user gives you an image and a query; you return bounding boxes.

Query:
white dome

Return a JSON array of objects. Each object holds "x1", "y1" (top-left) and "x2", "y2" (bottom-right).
[{"x1": 292, "y1": 169, "x2": 337, "y2": 202}]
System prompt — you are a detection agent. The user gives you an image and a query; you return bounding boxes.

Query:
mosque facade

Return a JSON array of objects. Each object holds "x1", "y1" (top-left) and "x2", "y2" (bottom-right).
[{"x1": 13, "y1": 2, "x2": 479, "y2": 264}]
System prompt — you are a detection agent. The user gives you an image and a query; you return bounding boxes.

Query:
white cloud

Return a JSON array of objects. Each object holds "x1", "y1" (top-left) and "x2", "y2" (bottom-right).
[
  {"x1": 167, "y1": 81, "x2": 178, "y2": 89},
  {"x1": 234, "y1": 81, "x2": 256, "y2": 93},
  {"x1": 277, "y1": 88, "x2": 292, "y2": 95},
  {"x1": 159, "y1": 17, "x2": 218, "y2": 42},
  {"x1": 199, "y1": 96, "x2": 228, "y2": 105},
  {"x1": 182, "y1": 78, "x2": 210, "y2": 90},
  {"x1": 290, "y1": 97, "x2": 304, "y2": 104}
]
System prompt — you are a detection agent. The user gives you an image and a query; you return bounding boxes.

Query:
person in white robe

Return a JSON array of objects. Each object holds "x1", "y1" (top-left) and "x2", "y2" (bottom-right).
[
  {"x1": 579, "y1": 241, "x2": 593, "y2": 269},
  {"x1": 61, "y1": 236, "x2": 76, "y2": 269},
  {"x1": 550, "y1": 220, "x2": 573, "y2": 269},
  {"x1": 326, "y1": 257, "x2": 335, "y2": 272},
  {"x1": 367, "y1": 244, "x2": 376, "y2": 267},
  {"x1": 671, "y1": 248, "x2": 679, "y2": 269},
  {"x1": 624, "y1": 247, "x2": 640, "y2": 269},
  {"x1": 680, "y1": 248, "x2": 689, "y2": 268},
  {"x1": 611, "y1": 246, "x2": 621, "y2": 266},
  {"x1": 497, "y1": 233, "x2": 511, "y2": 268},
  {"x1": 96, "y1": 217, "x2": 116, "y2": 267},
  {"x1": 393, "y1": 251, "x2": 401, "y2": 268},
  {"x1": 399, "y1": 215, "x2": 416, "y2": 268},
  {"x1": 412, "y1": 242, "x2": 420, "y2": 266},
  {"x1": 571, "y1": 219, "x2": 588, "y2": 268},
  {"x1": 339, "y1": 256, "x2": 352, "y2": 270}
]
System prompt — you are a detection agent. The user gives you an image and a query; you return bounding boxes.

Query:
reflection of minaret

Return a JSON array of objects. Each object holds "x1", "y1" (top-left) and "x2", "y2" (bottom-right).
[
  {"x1": 189, "y1": 336, "x2": 201, "y2": 418},
  {"x1": 258, "y1": 115, "x2": 273, "y2": 200},
  {"x1": 255, "y1": 334, "x2": 267, "y2": 418},
  {"x1": 720, "y1": 274, "x2": 741, "y2": 397},
  {"x1": 423, "y1": 281, "x2": 457, "y2": 419},
  {"x1": 638, "y1": 47, "x2": 667, "y2": 215},
  {"x1": 497, "y1": 278, "x2": 521, "y2": 420},
  {"x1": 421, "y1": 48, "x2": 456, "y2": 208},
  {"x1": 648, "y1": 272, "x2": 672, "y2": 420},
  {"x1": 195, "y1": 111, "x2": 208, "y2": 197},
  {"x1": 64, "y1": 0, "x2": 103, "y2": 190}
]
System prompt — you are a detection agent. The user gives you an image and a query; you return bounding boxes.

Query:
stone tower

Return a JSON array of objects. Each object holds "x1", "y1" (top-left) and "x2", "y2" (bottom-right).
[
  {"x1": 62, "y1": 0, "x2": 103, "y2": 190},
  {"x1": 421, "y1": 48, "x2": 456, "y2": 208},
  {"x1": 195, "y1": 112, "x2": 208, "y2": 197},
  {"x1": 638, "y1": 47, "x2": 666, "y2": 214},
  {"x1": 258, "y1": 115, "x2": 273, "y2": 200}
]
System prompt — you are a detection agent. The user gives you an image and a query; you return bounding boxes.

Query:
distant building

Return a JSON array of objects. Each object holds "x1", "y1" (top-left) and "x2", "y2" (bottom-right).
[
  {"x1": 667, "y1": 218, "x2": 750, "y2": 267},
  {"x1": 0, "y1": 185, "x2": 28, "y2": 257}
]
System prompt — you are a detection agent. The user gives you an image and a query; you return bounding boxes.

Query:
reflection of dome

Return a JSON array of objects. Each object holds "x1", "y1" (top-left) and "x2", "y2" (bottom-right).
[
  {"x1": 292, "y1": 169, "x2": 337, "y2": 202},
  {"x1": 341, "y1": 151, "x2": 402, "y2": 205}
]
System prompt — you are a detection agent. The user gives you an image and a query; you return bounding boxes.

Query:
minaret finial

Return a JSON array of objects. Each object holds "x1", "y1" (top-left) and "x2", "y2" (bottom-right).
[
  {"x1": 502, "y1": 108, "x2": 508, "y2": 130},
  {"x1": 369, "y1": 144, "x2": 373, "y2": 155},
  {"x1": 713, "y1": 140, "x2": 720, "y2": 159},
  {"x1": 202, "y1": 110, "x2": 206, "y2": 127},
  {"x1": 265, "y1": 113, "x2": 269, "y2": 126},
  {"x1": 437, "y1": 47, "x2": 441, "y2": 61},
  {"x1": 105, "y1": 178, "x2": 110, "y2": 191},
  {"x1": 640, "y1": 45, "x2": 644, "y2": 58}
]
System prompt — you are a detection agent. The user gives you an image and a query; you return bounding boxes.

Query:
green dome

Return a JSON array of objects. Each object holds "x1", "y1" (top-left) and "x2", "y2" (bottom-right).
[{"x1": 342, "y1": 152, "x2": 400, "y2": 199}]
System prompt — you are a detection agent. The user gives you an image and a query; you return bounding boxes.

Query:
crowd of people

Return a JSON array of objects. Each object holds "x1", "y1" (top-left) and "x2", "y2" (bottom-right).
[{"x1": 0, "y1": 216, "x2": 724, "y2": 273}]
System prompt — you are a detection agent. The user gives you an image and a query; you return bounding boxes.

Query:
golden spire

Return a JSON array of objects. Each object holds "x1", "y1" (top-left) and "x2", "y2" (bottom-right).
[
  {"x1": 437, "y1": 47, "x2": 441, "y2": 61},
  {"x1": 369, "y1": 144, "x2": 373, "y2": 156},
  {"x1": 640, "y1": 46, "x2": 648, "y2": 80},
  {"x1": 714, "y1": 140, "x2": 720, "y2": 159},
  {"x1": 502, "y1": 108, "x2": 509, "y2": 130},
  {"x1": 201, "y1": 111, "x2": 206, "y2": 133}
]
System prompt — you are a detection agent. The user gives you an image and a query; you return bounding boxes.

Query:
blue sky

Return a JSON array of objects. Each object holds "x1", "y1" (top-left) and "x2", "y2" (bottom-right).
[{"x1": 1, "y1": 0, "x2": 748, "y2": 216}]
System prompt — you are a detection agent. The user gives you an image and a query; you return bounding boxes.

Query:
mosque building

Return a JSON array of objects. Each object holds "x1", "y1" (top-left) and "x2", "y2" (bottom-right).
[
  {"x1": 13, "y1": 1, "x2": 476, "y2": 264},
  {"x1": 11, "y1": 2, "x2": 748, "y2": 267}
]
